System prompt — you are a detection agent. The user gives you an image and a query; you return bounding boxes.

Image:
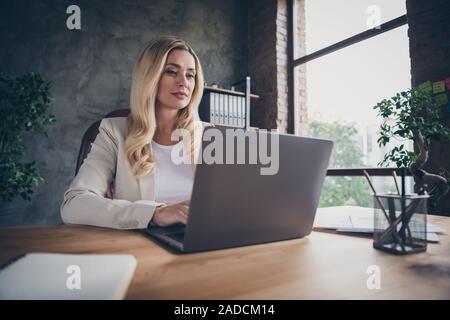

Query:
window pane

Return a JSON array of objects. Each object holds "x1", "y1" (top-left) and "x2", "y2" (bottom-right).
[
  {"x1": 305, "y1": 0, "x2": 406, "y2": 55},
  {"x1": 318, "y1": 176, "x2": 414, "y2": 208},
  {"x1": 304, "y1": 22, "x2": 414, "y2": 207},
  {"x1": 307, "y1": 24, "x2": 412, "y2": 169}
]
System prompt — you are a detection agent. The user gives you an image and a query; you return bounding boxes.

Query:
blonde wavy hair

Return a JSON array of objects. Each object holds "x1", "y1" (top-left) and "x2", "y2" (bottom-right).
[{"x1": 125, "y1": 36, "x2": 204, "y2": 179}]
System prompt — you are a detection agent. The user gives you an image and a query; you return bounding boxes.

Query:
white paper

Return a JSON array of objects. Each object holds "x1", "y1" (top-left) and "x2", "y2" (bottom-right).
[{"x1": 314, "y1": 206, "x2": 445, "y2": 243}]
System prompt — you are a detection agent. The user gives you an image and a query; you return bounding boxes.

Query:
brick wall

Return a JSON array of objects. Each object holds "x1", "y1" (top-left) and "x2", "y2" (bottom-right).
[
  {"x1": 407, "y1": 0, "x2": 450, "y2": 214},
  {"x1": 296, "y1": 0, "x2": 308, "y2": 136},
  {"x1": 248, "y1": 0, "x2": 278, "y2": 130},
  {"x1": 275, "y1": 0, "x2": 289, "y2": 132},
  {"x1": 249, "y1": 0, "x2": 307, "y2": 134}
]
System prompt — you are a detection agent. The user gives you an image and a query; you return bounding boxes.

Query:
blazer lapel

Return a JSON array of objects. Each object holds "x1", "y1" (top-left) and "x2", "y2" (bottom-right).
[{"x1": 138, "y1": 171, "x2": 156, "y2": 200}]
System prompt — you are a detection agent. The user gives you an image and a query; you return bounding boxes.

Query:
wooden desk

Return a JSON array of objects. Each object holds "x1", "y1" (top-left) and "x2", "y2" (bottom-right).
[{"x1": 1, "y1": 206, "x2": 449, "y2": 299}]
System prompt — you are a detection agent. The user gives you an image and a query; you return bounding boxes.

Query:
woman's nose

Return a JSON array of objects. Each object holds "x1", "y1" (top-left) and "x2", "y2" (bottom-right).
[{"x1": 177, "y1": 74, "x2": 189, "y2": 87}]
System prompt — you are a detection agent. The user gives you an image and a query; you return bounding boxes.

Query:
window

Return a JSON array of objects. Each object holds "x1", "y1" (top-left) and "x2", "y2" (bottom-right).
[
  {"x1": 306, "y1": 24, "x2": 412, "y2": 168},
  {"x1": 289, "y1": 0, "x2": 412, "y2": 207},
  {"x1": 305, "y1": 0, "x2": 407, "y2": 54}
]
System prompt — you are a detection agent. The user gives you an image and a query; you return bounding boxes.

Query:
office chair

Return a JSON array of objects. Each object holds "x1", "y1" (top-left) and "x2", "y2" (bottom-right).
[{"x1": 74, "y1": 108, "x2": 130, "y2": 199}]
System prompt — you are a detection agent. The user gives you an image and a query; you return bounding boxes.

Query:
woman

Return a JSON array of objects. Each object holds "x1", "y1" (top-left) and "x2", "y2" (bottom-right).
[{"x1": 61, "y1": 36, "x2": 208, "y2": 229}]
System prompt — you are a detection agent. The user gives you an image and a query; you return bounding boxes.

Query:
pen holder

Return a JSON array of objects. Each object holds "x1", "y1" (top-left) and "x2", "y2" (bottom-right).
[{"x1": 373, "y1": 193, "x2": 429, "y2": 255}]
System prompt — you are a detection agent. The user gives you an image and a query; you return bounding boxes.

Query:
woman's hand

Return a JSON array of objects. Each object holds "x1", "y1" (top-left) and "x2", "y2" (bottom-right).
[{"x1": 150, "y1": 200, "x2": 190, "y2": 227}]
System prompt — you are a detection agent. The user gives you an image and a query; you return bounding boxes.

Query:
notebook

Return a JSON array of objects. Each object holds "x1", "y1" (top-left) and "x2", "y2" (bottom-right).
[{"x1": 0, "y1": 253, "x2": 137, "y2": 300}]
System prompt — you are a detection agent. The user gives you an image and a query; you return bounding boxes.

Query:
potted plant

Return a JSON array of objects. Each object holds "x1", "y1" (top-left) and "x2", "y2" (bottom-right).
[
  {"x1": 0, "y1": 72, "x2": 55, "y2": 201},
  {"x1": 373, "y1": 87, "x2": 450, "y2": 210}
]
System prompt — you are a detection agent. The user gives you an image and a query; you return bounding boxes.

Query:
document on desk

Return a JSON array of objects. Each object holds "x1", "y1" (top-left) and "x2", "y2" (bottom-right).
[
  {"x1": 313, "y1": 206, "x2": 446, "y2": 243},
  {"x1": 0, "y1": 253, "x2": 137, "y2": 300}
]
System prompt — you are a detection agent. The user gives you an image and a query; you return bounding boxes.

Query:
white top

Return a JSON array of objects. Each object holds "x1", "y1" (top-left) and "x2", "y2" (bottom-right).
[{"x1": 152, "y1": 140, "x2": 195, "y2": 205}]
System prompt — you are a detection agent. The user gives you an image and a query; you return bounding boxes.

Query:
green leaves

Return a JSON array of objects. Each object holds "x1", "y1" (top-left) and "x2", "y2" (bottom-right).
[
  {"x1": 373, "y1": 87, "x2": 450, "y2": 168},
  {"x1": 309, "y1": 121, "x2": 372, "y2": 207},
  {"x1": 378, "y1": 144, "x2": 415, "y2": 168},
  {"x1": 309, "y1": 121, "x2": 364, "y2": 168},
  {"x1": 0, "y1": 72, "x2": 55, "y2": 202}
]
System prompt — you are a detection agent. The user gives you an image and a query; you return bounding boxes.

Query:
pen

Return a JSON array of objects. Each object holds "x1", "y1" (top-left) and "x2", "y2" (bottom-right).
[{"x1": 363, "y1": 170, "x2": 404, "y2": 249}]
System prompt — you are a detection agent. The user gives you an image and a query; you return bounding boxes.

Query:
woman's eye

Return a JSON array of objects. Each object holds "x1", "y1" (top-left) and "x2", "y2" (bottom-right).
[{"x1": 165, "y1": 69, "x2": 194, "y2": 79}]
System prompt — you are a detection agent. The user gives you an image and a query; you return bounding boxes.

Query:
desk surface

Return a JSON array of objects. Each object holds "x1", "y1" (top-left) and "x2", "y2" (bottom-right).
[{"x1": 1, "y1": 206, "x2": 449, "y2": 299}]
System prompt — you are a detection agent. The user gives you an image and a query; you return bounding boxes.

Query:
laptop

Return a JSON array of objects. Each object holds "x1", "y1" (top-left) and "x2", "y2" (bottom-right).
[{"x1": 145, "y1": 125, "x2": 333, "y2": 253}]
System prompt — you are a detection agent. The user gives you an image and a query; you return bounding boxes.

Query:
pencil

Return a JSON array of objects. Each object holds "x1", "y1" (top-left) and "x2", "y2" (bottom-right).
[
  {"x1": 401, "y1": 167, "x2": 406, "y2": 196},
  {"x1": 392, "y1": 171, "x2": 401, "y2": 195},
  {"x1": 363, "y1": 170, "x2": 390, "y2": 222}
]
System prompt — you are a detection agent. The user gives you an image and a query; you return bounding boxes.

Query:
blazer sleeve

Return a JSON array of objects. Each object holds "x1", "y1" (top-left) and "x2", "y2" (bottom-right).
[{"x1": 60, "y1": 118, "x2": 161, "y2": 230}]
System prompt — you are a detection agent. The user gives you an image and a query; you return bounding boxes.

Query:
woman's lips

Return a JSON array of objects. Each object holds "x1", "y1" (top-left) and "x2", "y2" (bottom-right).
[{"x1": 172, "y1": 93, "x2": 187, "y2": 100}]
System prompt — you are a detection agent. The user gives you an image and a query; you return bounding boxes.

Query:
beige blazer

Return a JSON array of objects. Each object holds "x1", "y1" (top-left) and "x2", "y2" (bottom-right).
[{"x1": 61, "y1": 116, "x2": 208, "y2": 230}]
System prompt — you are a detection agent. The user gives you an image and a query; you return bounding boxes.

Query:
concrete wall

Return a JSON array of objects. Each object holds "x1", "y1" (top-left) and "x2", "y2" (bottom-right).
[{"x1": 0, "y1": 0, "x2": 249, "y2": 226}]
